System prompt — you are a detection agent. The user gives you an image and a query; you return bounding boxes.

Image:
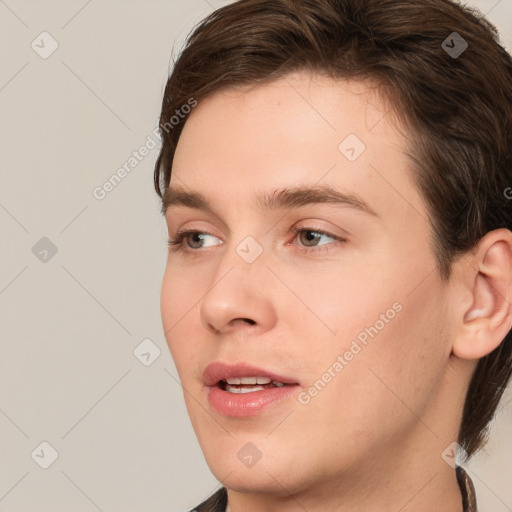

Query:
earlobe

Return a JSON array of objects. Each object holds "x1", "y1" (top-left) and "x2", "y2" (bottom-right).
[{"x1": 453, "y1": 232, "x2": 512, "y2": 361}]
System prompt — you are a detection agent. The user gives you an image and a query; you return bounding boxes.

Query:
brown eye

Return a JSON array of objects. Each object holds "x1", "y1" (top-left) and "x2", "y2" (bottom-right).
[
  {"x1": 298, "y1": 230, "x2": 323, "y2": 247},
  {"x1": 184, "y1": 232, "x2": 207, "y2": 249},
  {"x1": 290, "y1": 226, "x2": 346, "y2": 255},
  {"x1": 167, "y1": 230, "x2": 222, "y2": 253}
]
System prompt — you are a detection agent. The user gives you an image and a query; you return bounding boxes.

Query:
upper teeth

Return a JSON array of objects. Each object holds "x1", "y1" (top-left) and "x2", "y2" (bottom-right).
[{"x1": 225, "y1": 377, "x2": 274, "y2": 385}]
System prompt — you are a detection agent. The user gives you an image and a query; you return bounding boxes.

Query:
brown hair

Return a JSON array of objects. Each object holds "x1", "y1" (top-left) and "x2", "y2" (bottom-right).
[{"x1": 153, "y1": 0, "x2": 512, "y2": 459}]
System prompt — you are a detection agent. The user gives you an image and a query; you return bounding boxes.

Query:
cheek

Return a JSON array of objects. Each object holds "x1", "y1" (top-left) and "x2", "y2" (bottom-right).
[
  {"x1": 160, "y1": 266, "x2": 201, "y2": 370},
  {"x1": 290, "y1": 254, "x2": 449, "y2": 430},
  {"x1": 309, "y1": 279, "x2": 448, "y2": 438}
]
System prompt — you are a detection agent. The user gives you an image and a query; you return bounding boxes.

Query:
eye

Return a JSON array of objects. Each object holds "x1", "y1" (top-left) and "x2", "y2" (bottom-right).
[
  {"x1": 289, "y1": 225, "x2": 345, "y2": 254},
  {"x1": 167, "y1": 229, "x2": 222, "y2": 252},
  {"x1": 167, "y1": 225, "x2": 345, "y2": 254}
]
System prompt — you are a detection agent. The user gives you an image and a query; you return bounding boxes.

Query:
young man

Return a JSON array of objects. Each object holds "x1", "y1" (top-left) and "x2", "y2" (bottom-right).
[{"x1": 154, "y1": 1, "x2": 512, "y2": 510}]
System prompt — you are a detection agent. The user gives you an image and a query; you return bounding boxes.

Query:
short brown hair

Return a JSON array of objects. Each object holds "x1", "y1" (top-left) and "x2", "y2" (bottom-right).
[{"x1": 154, "y1": 0, "x2": 512, "y2": 459}]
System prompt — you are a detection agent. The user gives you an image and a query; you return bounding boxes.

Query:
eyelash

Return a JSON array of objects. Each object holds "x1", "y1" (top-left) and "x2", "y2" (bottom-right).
[{"x1": 167, "y1": 225, "x2": 345, "y2": 255}]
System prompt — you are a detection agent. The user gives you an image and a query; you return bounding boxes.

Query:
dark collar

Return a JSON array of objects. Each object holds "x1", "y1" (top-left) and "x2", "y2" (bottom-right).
[
  {"x1": 193, "y1": 466, "x2": 477, "y2": 511},
  {"x1": 192, "y1": 486, "x2": 227, "y2": 512},
  {"x1": 456, "y1": 465, "x2": 478, "y2": 512}
]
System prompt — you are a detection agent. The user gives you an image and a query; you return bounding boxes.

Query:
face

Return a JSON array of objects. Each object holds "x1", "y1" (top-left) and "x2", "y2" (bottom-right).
[{"x1": 161, "y1": 73, "x2": 457, "y2": 496}]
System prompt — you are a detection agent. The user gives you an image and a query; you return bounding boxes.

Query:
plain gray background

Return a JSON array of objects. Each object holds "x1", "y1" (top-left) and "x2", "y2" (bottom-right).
[{"x1": 0, "y1": 1, "x2": 511, "y2": 510}]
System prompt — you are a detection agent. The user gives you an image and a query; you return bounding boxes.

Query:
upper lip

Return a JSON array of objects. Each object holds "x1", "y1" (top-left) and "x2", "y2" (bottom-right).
[{"x1": 203, "y1": 361, "x2": 300, "y2": 386}]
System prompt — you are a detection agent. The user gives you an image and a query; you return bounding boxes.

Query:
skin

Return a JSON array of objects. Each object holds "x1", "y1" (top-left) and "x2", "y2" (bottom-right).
[{"x1": 160, "y1": 72, "x2": 512, "y2": 511}]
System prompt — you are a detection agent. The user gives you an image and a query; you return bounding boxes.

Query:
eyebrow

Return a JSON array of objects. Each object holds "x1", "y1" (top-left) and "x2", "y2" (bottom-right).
[{"x1": 161, "y1": 184, "x2": 379, "y2": 218}]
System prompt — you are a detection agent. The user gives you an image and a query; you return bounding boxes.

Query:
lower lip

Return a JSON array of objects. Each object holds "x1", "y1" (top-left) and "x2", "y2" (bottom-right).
[{"x1": 207, "y1": 384, "x2": 300, "y2": 417}]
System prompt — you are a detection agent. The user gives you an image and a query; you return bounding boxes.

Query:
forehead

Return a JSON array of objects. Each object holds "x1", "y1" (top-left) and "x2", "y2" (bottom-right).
[
  {"x1": 182, "y1": 73, "x2": 394, "y2": 142},
  {"x1": 169, "y1": 72, "x2": 428, "y2": 225}
]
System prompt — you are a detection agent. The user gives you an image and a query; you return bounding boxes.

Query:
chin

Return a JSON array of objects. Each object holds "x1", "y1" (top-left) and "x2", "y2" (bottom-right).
[
  {"x1": 200, "y1": 440, "x2": 313, "y2": 496},
  {"x1": 216, "y1": 465, "x2": 304, "y2": 496}
]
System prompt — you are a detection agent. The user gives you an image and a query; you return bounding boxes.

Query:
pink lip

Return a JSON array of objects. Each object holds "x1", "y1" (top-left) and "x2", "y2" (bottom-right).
[
  {"x1": 203, "y1": 361, "x2": 301, "y2": 417},
  {"x1": 202, "y1": 361, "x2": 299, "y2": 386}
]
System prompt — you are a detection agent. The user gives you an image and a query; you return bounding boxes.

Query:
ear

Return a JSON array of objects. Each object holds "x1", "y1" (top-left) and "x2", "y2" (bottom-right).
[{"x1": 452, "y1": 229, "x2": 512, "y2": 360}]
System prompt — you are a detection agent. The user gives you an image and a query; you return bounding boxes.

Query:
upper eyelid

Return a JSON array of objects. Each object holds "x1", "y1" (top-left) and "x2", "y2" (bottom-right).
[
  {"x1": 173, "y1": 223, "x2": 340, "y2": 237},
  {"x1": 164, "y1": 204, "x2": 362, "y2": 235},
  {"x1": 169, "y1": 216, "x2": 349, "y2": 235},
  {"x1": 172, "y1": 225, "x2": 344, "y2": 246}
]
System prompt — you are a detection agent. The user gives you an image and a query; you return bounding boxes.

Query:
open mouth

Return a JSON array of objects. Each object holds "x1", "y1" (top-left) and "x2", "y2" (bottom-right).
[
  {"x1": 203, "y1": 362, "x2": 300, "y2": 416},
  {"x1": 217, "y1": 377, "x2": 291, "y2": 394}
]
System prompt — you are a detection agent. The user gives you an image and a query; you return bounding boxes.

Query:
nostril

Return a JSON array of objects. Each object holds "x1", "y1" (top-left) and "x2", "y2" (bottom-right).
[
  {"x1": 230, "y1": 318, "x2": 256, "y2": 328},
  {"x1": 207, "y1": 323, "x2": 221, "y2": 334},
  {"x1": 209, "y1": 319, "x2": 255, "y2": 332}
]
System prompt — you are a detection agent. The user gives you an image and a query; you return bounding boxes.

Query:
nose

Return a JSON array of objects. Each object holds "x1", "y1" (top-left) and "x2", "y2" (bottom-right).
[{"x1": 199, "y1": 245, "x2": 277, "y2": 336}]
